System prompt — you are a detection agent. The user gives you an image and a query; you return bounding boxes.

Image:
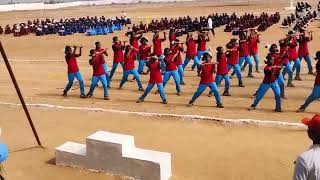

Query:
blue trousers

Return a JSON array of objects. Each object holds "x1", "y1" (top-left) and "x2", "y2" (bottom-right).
[
  {"x1": 239, "y1": 55, "x2": 253, "y2": 73},
  {"x1": 163, "y1": 70, "x2": 181, "y2": 93},
  {"x1": 252, "y1": 53, "x2": 260, "y2": 71},
  {"x1": 282, "y1": 62, "x2": 293, "y2": 83},
  {"x1": 139, "y1": 83, "x2": 167, "y2": 101},
  {"x1": 138, "y1": 59, "x2": 148, "y2": 73},
  {"x1": 158, "y1": 54, "x2": 166, "y2": 74},
  {"x1": 103, "y1": 64, "x2": 111, "y2": 88},
  {"x1": 299, "y1": 55, "x2": 313, "y2": 73},
  {"x1": 120, "y1": 69, "x2": 143, "y2": 89},
  {"x1": 109, "y1": 62, "x2": 124, "y2": 79},
  {"x1": 216, "y1": 74, "x2": 230, "y2": 93},
  {"x1": 64, "y1": 71, "x2": 85, "y2": 95},
  {"x1": 276, "y1": 73, "x2": 285, "y2": 96},
  {"x1": 228, "y1": 64, "x2": 242, "y2": 83},
  {"x1": 183, "y1": 55, "x2": 200, "y2": 69},
  {"x1": 177, "y1": 64, "x2": 184, "y2": 83},
  {"x1": 253, "y1": 82, "x2": 281, "y2": 109},
  {"x1": 88, "y1": 75, "x2": 108, "y2": 97},
  {"x1": 302, "y1": 85, "x2": 320, "y2": 108},
  {"x1": 191, "y1": 82, "x2": 222, "y2": 105},
  {"x1": 192, "y1": 50, "x2": 208, "y2": 69},
  {"x1": 291, "y1": 58, "x2": 301, "y2": 77}
]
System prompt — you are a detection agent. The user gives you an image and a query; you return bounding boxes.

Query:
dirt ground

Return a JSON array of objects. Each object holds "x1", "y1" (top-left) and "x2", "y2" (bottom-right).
[{"x1": 0, "y1": 1, "x2": 319, "y2": 180}]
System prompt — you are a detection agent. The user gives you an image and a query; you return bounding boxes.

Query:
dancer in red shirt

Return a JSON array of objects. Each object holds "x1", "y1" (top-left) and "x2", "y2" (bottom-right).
[
  {"x1": 63, "y1": 45, "x2": 85, "y2": 98},
  {"x1": 226, "y1": 38, "x2": 245, "y2": 87},
  {"x1": 153, "y1": 31, "x2": 167, "y2": 73},
  {"x1": 187, "y1": 53, "x2": 223, "y2": 108},
  {"x1": 297, "y1": 29, "x2": 313, "y2": 76},
  {"x1": 109, "y1": 37, "x2": 125, "y2": 80},
  {"x1": 138, "y1": 37, "x2": 152, "y2": 74},
  {"x1": 170, "y1": 39, "x2": 185, "y2": 85},
  {"x1": 182, "y1": 33, "x2": 200, "y2": 71},
  {"x1": 215, "y1": 46, "x2": 231, "y2": 96},
  {"x1": 137, "y1": 55, "x2": 167, "y2": 104}
]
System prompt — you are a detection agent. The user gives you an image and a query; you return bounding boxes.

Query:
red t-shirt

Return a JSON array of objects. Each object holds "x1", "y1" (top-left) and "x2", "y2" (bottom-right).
[
  {"x1": 170, "y1": 44, "x2": 183, "y2": 65},
  {"x1": 124, "y1": 50, "x2": 136, "y2": 71},
  {"x1": 200, "y1": 63, "x2": 216, "y2": 84},
  {"x1": 92, "y1": 56, "x2": 105, "y2": 76},
  {"x1": 288, "y1": 38, "x2": 298, "y2": 60},
  {"x1": 239, "y1": 41, "x2": 249, "y2": 57},
  {"x1": 153, "y1": 38, "x2": 163, "y2": 56},
  {"x1": 217, "y1": 53, "x2": 228, "y2": 75},
  {"x1": 249, "y1": 36, "x2": 259, "y2": 55},
  {"x1": 169, "y1": 34, "x2": 176, "y2": 45},
  {"x1": 147, "y1": 61, "x2": 162, "y2": 84},
  {"x1": 298, "y1": 40, "x2": 309, "y2": 57},
  {"x1": 315, "y1": 61, "x2": 320, "y2": 86},
  {"x1": 262, "y1": 65, "x2": 281, "y2": 83},
  {"x1": 227, "y1": 46, "x2": 240, "y2": 65},
  {"x1": 130, "y1": 37, "x2": 139, "y2": 49},
  {"x1": 280, "y1": 46, "x2": 289, "y2": 64},
  {"x1": 112, "y1": 42, "x2": 124, "y2": 63},
  {"x1": 197, "y1": 39, "x2": 207, "y2": 51},
  {"x1": 164, "y1": 54, "x2": 177, "y2": 71},
  {"x1": 65, "y1": 55, "x2": 79, "y2": 74},
  {"x1": 139, "y1": 44, "x2": 151, "y2": 60},
  {"x1": 186, "y1": 39, "x2": 197, "y2": 58}
]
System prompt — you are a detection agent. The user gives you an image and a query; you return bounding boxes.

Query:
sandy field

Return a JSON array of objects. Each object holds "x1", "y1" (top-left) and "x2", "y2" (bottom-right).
[{"x1": 0, "y1": 0, "x2": 319, "y2": 180}]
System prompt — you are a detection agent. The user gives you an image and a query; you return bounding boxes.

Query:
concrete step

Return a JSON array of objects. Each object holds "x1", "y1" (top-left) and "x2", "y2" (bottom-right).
[{"x1": 55, "y1": 131, "x2": 172, "y2": 180}]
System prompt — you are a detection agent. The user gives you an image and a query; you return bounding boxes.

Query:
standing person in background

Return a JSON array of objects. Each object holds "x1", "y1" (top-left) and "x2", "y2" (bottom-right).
[
  {"x1": 207, "y1": 15, "x2": 215, "y2": 36},
  {"x1": 297, "y1": 51, "x2": 320, "y2": 112},
  {"x1": 187, "y1": 52, "x2": 224, "y2": 108},
  {"x1": 293, "y1": 114, "x2": 320, "y2": 180},
  {"x1": 239, "y1": 32, "x2": 254, "y2": 78},
  {"x1": 248, "y1": 29, "x2": 260, "y2": 73},
  {"x1": 248, "y1": 44, "x2": 282, "y2": 112},
  {"x1": 138, "y1": 37, "x2": 152, "y2": 74},
  {"x1": 183, "y1": 33, "x2": 200, "y2": 71},
  {"x1": 192, "y1": 31, "x2": 210, "y2": 71},
  {"x1": 226, "y1": 38, "x2": 245, "y2": 87},
  {"x1": 286, "y1": 31, "x2": 301, "y2": 81},
  {"x1": 137, "y1": 55, "x2": 167, "y2": 104},
  {"x1": 119, "y1": 45, "x2": 144, "y2": 91},
  {"x1": 86, "y1": 49, "x2": 109, "y2": 100},
  {"x1": 153, "y1": 31, "x2": 167, "y2": 73},
  {"x1": 63, "y1": 45, "x2": 85, "y2": 98},
  {"x1": 298, "y1": 29, "x2": 313, "y2": 76},
  {"x1": 162, "y1": 48, "x2": 181, "y2": 96},
  {"x1": 109, "y1": 37, "x2": 125, "y2": 80},
  {"x1": 95, "y1": 41, "x2": 110, "y2": 88},
  {"x1": 170, "y1": 39, "x2": 185, "y2": 85}
]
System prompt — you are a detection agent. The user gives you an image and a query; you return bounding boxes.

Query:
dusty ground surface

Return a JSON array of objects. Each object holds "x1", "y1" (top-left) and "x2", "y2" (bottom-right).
[{"x1": 0, "y1": 1, "x2": 319, "y2": 180}]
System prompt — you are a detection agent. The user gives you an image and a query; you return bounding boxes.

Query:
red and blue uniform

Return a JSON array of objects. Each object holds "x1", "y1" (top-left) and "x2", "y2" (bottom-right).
[{"x1": 63, "y1": 54, "x2": 85, "y2": 95}]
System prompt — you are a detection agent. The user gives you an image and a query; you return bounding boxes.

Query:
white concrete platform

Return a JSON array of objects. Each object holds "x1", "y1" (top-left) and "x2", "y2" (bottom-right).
[{"x1": 55, "y1": 131, "x2": 172, "y2": 180}]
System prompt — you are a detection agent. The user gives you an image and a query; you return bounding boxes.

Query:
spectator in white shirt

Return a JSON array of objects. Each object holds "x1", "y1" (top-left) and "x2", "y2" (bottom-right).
[
  {"x1": 207, "y1": 15, "x2": 215, "y2": 36},
  {"x1": 293, "y1": 114, "x2": 320, "y2": 180}
]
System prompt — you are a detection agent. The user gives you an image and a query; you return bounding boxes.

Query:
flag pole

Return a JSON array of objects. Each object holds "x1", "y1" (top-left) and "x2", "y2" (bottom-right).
[{"x1": 0, "y1": 41, "x2": 43, "y2": 148}]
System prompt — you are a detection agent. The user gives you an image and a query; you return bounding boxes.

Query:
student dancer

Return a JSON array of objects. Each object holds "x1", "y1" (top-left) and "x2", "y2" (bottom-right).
[
  {"x1": 182, "y1": 33, "x2": 200, "y2": 70},
  {"x1": 95, "y1": 42, "x2": 110, "y2": 88},
  {"x1": 109, "y1": 37, "x2": 125, "y2": 80},
  {"x1": 297, "y1": 51, "x2": 320, "y2": 112},
  {"x1": 239, "y1": 32, "x2": 254, "y2": 77},
  {"x1": 287, "y1": 31, "x2": 301, "y2": 81},
  {"x1": 119, "y1": 45, "x2": 144, "y2": 91},
  {"x1": 248, "y1": 29, "x2": 260, "y2": 73},
  {"x1": 279, "y1": 38, "x2": 295, "y2": 87},
  {"x1": 163, "y1": 48, "x2": 181, "y2": 95},
  {"x1": 226, "y1": 38, "x2": 245, "y2": 87},
  {"x1": 153, "y1": 31, "x2": 166, "y2": 73},
  {"x1": 277, "y1": 40, "x2": 289, "y2": 98},
  {"x1": 249, "y1": 44, "x2": 282, "y2": 112},
  {"x1": 187, "y1": 52, "x2": 224, "y2": 108},
  {"x1": 63, "y1": 45, "x2": 85, "y2": 98},
  {"x1": 137, "y1": 55, "x2": 167, "y2": 104},
  {"x1": 169, "y1": 28, "x2": 177, "y2": 47},
  {"x1": 86, "y1": 49, "x2": 109, "y2": 100},
  {"x1": 298, "y1": 29, "x2": 313, "y2": 76},
  {"x1": 170, "y1": 39, "x2": 185, "y2": 85},
  {"x1": 192, "y1": 31, "x2": 210, "y2": 70},
  {"x1": 138, "y1": 37, "x2": 152, "y2": 74},
  {"x1": 215, "y1": 46, "x2": 231, "y2": 96}
]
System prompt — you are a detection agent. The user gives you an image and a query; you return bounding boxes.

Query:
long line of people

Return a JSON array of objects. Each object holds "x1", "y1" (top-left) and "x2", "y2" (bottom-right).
[
  {"x1": 61, "y1": 23, "x2": 318, "y2": 113},
  {"x1": 0, "y1": 16, "x2": 131, "y2": 37}
]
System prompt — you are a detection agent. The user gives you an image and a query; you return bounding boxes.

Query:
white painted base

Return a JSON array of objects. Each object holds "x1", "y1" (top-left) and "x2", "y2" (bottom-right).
[{"x1": 55, "y1": 131, "x2": 172, "y2": 180}]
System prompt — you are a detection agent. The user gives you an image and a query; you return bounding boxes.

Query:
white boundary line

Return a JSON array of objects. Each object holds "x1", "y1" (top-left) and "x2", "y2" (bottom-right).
[{"x1": 0, "y1": 101, "x2": 306, "y2": 130}]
